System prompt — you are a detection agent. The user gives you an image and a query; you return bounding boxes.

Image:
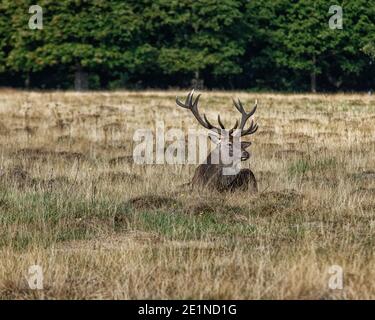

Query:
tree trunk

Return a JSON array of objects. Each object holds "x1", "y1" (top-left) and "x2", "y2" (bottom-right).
[
  {"x1": 25, "y1": 73, "x2": 30, "y2": 89},
  {"x1": 310, "y1": 72, "x2": 316, "y2": 93},
  {"x1": 195, "y1": 70, "x2": 200, "y2": 81},
  {"x1": 74, "y1": 63, "x2": 88, "y2": 91},
  {"x1": 310, "y1": 54, "x2": 317, "y2": 93},
  {"x1": 191, "y1": 70, "x2": 204, "y2": 89}
]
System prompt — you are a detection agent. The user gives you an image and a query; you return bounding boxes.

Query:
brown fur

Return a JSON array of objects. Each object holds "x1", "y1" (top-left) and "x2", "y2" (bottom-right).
[
  {"x1": 176, "y1": 90, "x2": 259, "y2": 193},
  {"x1": 192, "y1": 163, "x2": 258, "y2": 193}
]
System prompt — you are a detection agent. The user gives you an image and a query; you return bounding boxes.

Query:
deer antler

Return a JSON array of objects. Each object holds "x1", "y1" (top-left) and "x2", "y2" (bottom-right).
[
  {"x1": 232, "y1": 98, "x2": 258, "y2": 137},
  {"x1": 176, "y1": 90, "x2": 258, "y2": 137},
  {"x1": 176, "y1": 90, "x2": 238, "y2": 135}
]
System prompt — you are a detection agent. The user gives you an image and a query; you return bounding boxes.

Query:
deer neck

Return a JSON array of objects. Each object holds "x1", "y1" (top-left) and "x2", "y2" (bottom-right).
[{"x1": 204, "y1": 148, "x2": 241, "y2": 168}]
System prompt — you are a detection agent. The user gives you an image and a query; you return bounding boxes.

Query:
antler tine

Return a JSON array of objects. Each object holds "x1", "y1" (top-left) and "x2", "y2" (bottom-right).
[
  {"x1": 190, "y1": 94, "x2": 215, "y2": 130},
  {"x1": 228, "y1": 119, "x2": 239, "y2": 135},
  {"x1": 176, "y1": 91, "x2": 253, "y2": 137},
  {"x1": 232, "y1": 98, "x2": 259, "y2": 137},
  {"x1": 241, "y1": 120, "x2": 258, "y2": 136},
  {"x1": 239, "y1": 99, "x2": 257, "y2": 129},
  {"x1": 186, "y1": 89, "x2": 194, "y2": 106},
  {"x1": 233, "y1": 98, "x2": 245, "y2": 114},
  {"x1": 217, "y1": 115, "x2": 225, "y2": 129},
  {"x1": 249, "y1": 99, "x2": 258, "y2": 117},
  {"x1": 203, "y1": 114, "x2": 221, "y2": 133},
  {"x1": 176, "y1": 89, "x2": 194, "y2": 109},
  {"x1": 176, "y1": 90, "x2": 222, "y2": 135}
]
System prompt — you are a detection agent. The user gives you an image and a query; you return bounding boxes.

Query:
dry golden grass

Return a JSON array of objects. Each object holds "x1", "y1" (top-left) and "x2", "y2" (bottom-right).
[{"x1": 0, "y1": 89, "x2": 374, "y2": 299}]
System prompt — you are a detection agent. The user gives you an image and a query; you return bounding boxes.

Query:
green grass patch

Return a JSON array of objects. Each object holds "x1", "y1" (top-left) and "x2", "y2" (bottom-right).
[{"x1": 131, "y1": 211, "x2": 256, "y2": 240}]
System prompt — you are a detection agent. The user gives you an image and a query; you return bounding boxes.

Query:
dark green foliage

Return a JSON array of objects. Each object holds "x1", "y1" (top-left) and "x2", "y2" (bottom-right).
[
  {"x1": 364, "y1": 43, "x2": 375, "y2": 60},
  {"x1": 0, "y1": 0, "x2": 374, "y2": 91}
]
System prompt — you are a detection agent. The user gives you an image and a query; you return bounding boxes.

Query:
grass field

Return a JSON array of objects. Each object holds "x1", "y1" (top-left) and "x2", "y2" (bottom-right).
[{"x1": 0, "y1": 89, "x2": 374, "y2": 299}]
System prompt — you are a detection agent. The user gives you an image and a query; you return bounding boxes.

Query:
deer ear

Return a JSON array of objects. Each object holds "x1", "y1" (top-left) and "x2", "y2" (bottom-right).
[
  {"x1": 208, "y1": 133, "x2": 220, "y2": 145},
  {"x1": 241, "y1": 141, "x2": 252, "y2": 149}
]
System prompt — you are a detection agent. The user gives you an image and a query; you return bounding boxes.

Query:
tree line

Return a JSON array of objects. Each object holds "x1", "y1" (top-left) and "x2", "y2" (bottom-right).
[{"x1": 0, "y1": 0, "x2": 374, "y2": 92}]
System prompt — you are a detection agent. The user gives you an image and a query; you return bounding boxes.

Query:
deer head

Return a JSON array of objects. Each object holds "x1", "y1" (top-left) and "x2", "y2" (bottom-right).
[{"x1": 176, "y1": 90, "x2": 258, "y2": 167}]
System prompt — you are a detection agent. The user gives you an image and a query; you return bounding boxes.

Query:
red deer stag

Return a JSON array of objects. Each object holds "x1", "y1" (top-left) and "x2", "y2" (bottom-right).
[{"x1": 176, "y1": 90, "x2": 259, "y2": 193}]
